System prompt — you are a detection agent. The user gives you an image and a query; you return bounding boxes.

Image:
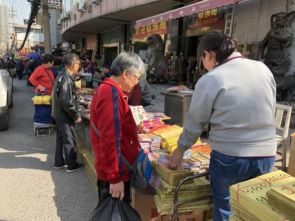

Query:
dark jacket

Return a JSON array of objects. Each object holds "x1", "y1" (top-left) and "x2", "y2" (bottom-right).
[{"x1": 51, "y1": 70, "x2": 80, "y2": 123}]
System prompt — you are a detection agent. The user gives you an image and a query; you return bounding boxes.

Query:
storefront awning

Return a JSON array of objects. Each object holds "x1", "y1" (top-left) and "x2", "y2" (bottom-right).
[{"x1": 135, "y1": 0, "x2": 240, "y2": 28}]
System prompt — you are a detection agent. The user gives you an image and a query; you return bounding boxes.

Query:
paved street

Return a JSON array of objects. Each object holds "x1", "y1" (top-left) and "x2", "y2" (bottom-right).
[{"x1": 0, "y1": 79, "x2": 97, "y2": 221}]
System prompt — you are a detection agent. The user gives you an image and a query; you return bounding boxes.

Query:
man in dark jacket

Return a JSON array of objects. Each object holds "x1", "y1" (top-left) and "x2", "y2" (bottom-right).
[{"x1": 51, "y1": 53, "x2": 82, "y2": 172}]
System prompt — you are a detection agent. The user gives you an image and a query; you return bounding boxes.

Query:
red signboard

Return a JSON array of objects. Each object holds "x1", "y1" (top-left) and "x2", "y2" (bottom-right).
[
  {"x1": 185, "y1": 8, "x2": 225, "y2": 36},
  {"x1": 134, "y1": 21, "x2": 167, "y2": 40},
  {"x1": 135, "y1": 0, "x2": 240, "y2": 28}
]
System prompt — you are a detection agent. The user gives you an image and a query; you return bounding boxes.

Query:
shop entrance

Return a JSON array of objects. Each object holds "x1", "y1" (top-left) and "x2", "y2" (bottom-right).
[
  {"x1": 184, "y1": 35, "x2": 202, "y2": 58},
  {"x1": 103, "y1": 43, "x2": 120, "y2": 68},
  {"x1": 183, "y1": 35, "x2": 203, "y2": 87},
  {"x1": 103, "y1": 47, "x2": 117, "y2": 68}
]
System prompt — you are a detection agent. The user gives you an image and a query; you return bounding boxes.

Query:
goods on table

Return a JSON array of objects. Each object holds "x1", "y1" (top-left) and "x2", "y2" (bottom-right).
[
  {"x1": 153, "y1": 125, "x2": 183, "y2": 154},
  {"x1": 77, "y1": 89, "x2": 93, "y2": 120},
  {"x1": 230, "y1": 170, "x2": 294, "y2": 221},
  {"x1": 183, "y1": 143, "x2": 211, "y2": 173},
  {"x1": 130, "y1": 106, "x2": 170, "y2": 133},
  {"x1": 138, "y1": 133, "x2": 161, "y2": 152},
  {"x1": 267, "y1": 180, "x2": 295, "y2": 219}
]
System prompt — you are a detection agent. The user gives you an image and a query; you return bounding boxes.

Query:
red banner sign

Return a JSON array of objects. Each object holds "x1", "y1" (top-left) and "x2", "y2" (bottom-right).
[
  {"x1": 134, "y1": 21, "x2": 167, "y2": 40},
  {"x1": 135, "y1": 0, "x2": 239, "y2": 28}
]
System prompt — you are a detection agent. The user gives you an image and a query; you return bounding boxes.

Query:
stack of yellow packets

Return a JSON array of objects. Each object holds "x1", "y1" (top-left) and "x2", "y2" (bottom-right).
[
  {"x1": 267, "y1": 180, "x2": 295, "y2": 219},
  {"x1": 230, "y1": 170, "x2": 293, "y2": 221},
  {"x1": 154, "y1": 176, "x2": 212, "y2": 215},
  {"x1": 152, "y1": 125, "x2": 183, "y2": 154}
]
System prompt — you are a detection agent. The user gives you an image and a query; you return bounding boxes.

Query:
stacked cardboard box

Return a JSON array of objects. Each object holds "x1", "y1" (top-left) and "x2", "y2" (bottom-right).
[{"x1": 229, "y1": 170, "x2": 293, "y2": 221}]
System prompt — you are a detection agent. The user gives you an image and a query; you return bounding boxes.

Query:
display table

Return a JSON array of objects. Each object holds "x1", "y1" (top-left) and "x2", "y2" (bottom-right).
[{"x1": 75, "y1": 118, "x2": 97, "y2": 187}]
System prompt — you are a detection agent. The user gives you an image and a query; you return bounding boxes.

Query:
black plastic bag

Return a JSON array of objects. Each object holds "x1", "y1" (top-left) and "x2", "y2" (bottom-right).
[{"x1": 89, "y1": 197, "x2": 141, "y2": 221}]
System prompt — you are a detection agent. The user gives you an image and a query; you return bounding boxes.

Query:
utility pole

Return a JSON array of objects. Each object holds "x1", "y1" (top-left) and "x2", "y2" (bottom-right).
[{"x1": 42, "y1": 0, "x2": 51, "y2": 53}]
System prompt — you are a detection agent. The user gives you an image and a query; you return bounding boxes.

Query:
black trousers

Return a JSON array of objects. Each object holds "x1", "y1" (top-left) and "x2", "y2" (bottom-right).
[
  {"x1": 54, "y1": 120, "x2": 77, "y2": 169},
  {"x1": 97, "y1": 180, "x2": 131, "y2": 204}
]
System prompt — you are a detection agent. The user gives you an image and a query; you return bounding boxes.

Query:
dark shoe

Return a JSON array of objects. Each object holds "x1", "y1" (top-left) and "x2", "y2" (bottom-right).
[
  {"x1": 54, "y1": 164, "x2": 66, "y2": 170},
  {"x1": 66, "y1": 163, "x2": 83, "y2": 173}
]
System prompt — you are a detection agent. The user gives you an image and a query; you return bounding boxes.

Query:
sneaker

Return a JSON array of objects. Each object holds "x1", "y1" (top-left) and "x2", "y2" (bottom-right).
[
  {"x1": 66, "y1": 163, "x2": 83, "y2": 173},
  {"x1": 54, "y1": 164, "x2": 66, "y2": 170}
]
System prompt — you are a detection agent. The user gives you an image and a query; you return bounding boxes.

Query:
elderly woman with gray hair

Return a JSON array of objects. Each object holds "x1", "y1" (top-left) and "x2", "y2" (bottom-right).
[{"x1": 90, "y1": 52, "x2": 145, "y2": 205}]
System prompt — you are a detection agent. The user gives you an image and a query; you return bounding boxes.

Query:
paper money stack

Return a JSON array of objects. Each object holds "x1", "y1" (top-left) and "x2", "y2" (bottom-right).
[
  {"x1": 267, "y1": 180, "x2": 295, "y2": 219},
  {"x1": 229, "y1": 170, "x2": 294, "y2": 221},
  {"x1": 154, "y1": 176, "x2": 212, "y2": 215},
  {"x1": 153, "y1": 125, "x2": 183, "y2": 154}
]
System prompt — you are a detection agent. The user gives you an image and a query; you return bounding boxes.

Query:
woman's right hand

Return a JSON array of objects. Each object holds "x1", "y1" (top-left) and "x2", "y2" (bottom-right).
[
  {"x1": 109, "y1": 181, "x2": 124, "y2": 200},
  {"x1": 38, "y1": 85, "x2": 46, "y2": 92}
]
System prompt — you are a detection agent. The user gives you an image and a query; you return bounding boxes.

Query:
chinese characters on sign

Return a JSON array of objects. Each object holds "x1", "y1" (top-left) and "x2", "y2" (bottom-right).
[
  {"x1": 186, "y1": 8, "x2": 225, "y2": 37},
  {"x1": 134, "y1": 21, "x2": 167, "y2": 39},
  {"x1": 197, "y1": 8, "x2": 218, "y2": 20}
]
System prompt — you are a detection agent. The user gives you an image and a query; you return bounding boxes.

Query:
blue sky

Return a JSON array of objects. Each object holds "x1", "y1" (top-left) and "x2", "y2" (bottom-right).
[{"x1": 1, "y1": 0, "x2": 31, "y2": 24}]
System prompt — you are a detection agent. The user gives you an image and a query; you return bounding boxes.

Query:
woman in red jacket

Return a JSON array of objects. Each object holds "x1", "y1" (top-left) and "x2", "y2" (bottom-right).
[
  {"x1": 90, "y1": 52, "x2": 145, "y2": 203},
  {"x1": 29, "y1": 54, "x2": 55, "y2": 94}
]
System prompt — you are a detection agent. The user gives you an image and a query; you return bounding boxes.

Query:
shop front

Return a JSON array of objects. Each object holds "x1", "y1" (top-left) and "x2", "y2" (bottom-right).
[
  {"x1": 134, "y1": 0, "x2": 237, "y2": 85},
  {"x1": 101, "y1": 26, "x2": 122, "y2": 67}
]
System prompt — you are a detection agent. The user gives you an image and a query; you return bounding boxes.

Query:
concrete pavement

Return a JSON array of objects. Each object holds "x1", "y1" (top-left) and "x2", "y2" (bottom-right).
[{"x1": 0, "y1": 79, "x2": 97, "y2": 221}]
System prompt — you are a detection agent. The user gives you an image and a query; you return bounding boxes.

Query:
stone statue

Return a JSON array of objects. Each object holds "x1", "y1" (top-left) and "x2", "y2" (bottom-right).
[
  {"x1": 186, "y1": 56, "x2": 197, "y2": 87},
  {"x1": 146, "y1": 34, "x2": 167, "y2": 83},
  {"x1": 260, "y1": 12, "x2": 293, "y2": 75},
  {"x1": 260, "y1": 11, "x2": 295, "y2": 101}
]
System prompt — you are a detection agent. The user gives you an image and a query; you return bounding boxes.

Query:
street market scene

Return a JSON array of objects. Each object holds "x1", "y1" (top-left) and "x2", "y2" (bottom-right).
[{"x1": 1, "y1": 0, "x2": 295, "y2": 221}]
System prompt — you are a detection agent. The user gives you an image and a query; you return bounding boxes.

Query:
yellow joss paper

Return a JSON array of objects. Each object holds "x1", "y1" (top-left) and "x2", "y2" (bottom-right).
[
  {"x1": 267, "y1": 180, "x2": 295, "y2": 219},
  {"x1": 230, "y1": 170, "x2": 293, "y2": 221}
]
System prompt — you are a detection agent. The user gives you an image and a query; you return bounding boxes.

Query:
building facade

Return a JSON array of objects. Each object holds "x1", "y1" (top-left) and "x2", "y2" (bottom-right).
[
  {"x1": 14, "y1": 24, "x2": 44, "y2": 53},
  {"x1": 60, "y1": 0, "x2": 192, "y2": 64},
  {"x1": 0, "y1": 4, "x2": 12, "y2": 56}
]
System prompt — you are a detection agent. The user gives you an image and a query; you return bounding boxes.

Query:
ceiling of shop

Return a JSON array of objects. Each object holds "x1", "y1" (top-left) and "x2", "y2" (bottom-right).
[{"x1": 63, "y1": 0, "x2": 187, "y2": 41}]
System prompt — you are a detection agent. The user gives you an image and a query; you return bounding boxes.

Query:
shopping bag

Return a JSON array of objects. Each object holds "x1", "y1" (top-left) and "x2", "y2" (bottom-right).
[
  {"x1": 121, "y1": 149, "x2": 152, "y2": 189},
  {"x1": 32, "y1": 89, "x2": 51, "y2": 105},
  {"x1": 89, "y1": 196, "x2": 141, "y2": 221}
]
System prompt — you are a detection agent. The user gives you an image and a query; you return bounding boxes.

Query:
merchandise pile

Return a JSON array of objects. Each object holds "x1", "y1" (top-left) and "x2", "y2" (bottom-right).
[
  {"x1": 229, "y1": 170, "x2": 294, "y2": 221},
  {"x1": 77, "y1": 88, "x2": 94, "y2": 120},
  {"x1": 130, "y1": 105, "x2": 170, "y2": 133},
  {"x1": 152, "y1": 125, "x2": 184, "y2": 154},
  {"x1": 183, "y1": 143, "x2": 211, "y2": 173},
  {"x1": 154, "y1": 171, "x2": 212, "y2": 215},
  {"x1": 267, "y1": 180, "x2": 295, "y2": 219}
]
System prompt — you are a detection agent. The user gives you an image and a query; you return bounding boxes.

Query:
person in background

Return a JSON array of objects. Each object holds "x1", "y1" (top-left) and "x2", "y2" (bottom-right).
[
  {"x1": 51, "y1": 53, "x2": 83, "y2": 173},
  {"x1": 169, "y1": 31, "x2": 276, "y2": 221},
  {"x1": 90, "y1": 52, "x2": 145, "y2": 204},
  {"x1": 127, "y1": 78, "x2": 153, "y2": 107},
  {"x1": 84, "y1": 56, "x2": 95, "y2": 74},
  {"x1": 26, "y1": 55, "x2": 43, "y2": 86},
  {"x1": 84, "y1": 56, "x2": 95, "y2": 88},
  {"x1": 29, "y1": 54, "x2": 55, "y2": 94},
  {"x1": 52, "y1": 57, "x2": 63, "y2": 78},
  {"x1": 16, "y1": 59, "x2": 25, "y2": 79}
]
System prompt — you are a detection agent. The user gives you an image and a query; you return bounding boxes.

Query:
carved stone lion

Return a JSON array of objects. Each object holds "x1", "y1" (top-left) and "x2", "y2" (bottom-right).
[{"x1": 146, "y1": 34, "x2": 167, "y2": 83}]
